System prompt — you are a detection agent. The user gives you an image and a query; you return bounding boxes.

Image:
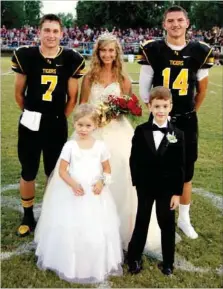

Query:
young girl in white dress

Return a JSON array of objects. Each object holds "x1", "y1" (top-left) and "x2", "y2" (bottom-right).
[
  {"x1": 35, "y1": 104, "x2": 123, "y2": 284},
  {"x1": 80, "y1": 32, "x2": 161, "y2": 253}
]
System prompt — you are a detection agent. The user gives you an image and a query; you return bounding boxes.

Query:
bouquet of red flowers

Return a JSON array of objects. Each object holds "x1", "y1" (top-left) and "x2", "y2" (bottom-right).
[{"x1": 97, "y1": 94, "x2": 142, "y2": 127}]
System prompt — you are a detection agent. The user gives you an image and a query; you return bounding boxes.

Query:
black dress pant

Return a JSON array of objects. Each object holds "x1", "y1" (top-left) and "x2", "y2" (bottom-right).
[{"x1": 128, "y1": 188, "x2": 175, "y2": 267}]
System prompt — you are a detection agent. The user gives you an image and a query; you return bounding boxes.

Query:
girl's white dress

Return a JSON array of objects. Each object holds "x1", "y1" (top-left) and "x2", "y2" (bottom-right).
[
  {"x1": 87, "y1": 82, "x2": 161, "y2": 252},
  {"x1": 35, "y1": 140, "x2": 123, "y2": 284}
]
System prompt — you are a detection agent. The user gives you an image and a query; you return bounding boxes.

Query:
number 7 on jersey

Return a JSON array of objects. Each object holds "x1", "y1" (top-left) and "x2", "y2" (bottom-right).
[{"x1": 41, "y1": 75, "x2": 58, "y2": 101}]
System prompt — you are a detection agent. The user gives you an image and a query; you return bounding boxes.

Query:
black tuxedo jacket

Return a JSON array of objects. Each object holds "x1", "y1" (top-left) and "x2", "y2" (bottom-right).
[{"x1": 130, "y1": 120, "x2": 185, "y2": 196}]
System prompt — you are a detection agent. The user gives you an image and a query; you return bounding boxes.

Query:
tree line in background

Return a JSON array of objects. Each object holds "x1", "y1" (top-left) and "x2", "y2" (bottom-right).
[
  {"x1": 76, "y1": 1, "x2": 223, "y2": 30},
  {"x1": 1, "y1": 1, "x2": 42, "y2": 28},
  {"x1": 1, "y1": 0, "x2": 223, "y2": 30}
]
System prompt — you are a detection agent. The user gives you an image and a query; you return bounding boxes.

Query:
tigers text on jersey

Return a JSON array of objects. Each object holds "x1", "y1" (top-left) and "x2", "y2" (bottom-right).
[
  {"x1": 11, "y1": 46, "x2": 85, "y2": 115},
  {"x1": 138, "y1": 40, "x2": 214, "y2": 114}
]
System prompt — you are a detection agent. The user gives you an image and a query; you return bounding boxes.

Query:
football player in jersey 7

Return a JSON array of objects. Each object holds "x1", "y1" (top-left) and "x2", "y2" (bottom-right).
[{"x1": 11, "y1": 14, "x2": 85, "y2": 237}]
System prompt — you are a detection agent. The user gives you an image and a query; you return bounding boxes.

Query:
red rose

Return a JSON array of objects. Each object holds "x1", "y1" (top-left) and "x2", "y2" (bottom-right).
[
  {"x1": 131, "y1": 106, "x2": 142, "y2": 116},
  {"x1": 131, "y1": 94, "x2": 139, "y2": 103},
  {"x1": 118, "y1": 98, "x2": 127, "y2": 109},
  {"x1": 127, "y1": 99, "x2": 135, "y2": 110}
]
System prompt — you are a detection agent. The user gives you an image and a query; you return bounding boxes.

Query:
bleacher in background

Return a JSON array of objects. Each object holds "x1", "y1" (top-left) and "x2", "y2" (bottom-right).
[{"x1": 0, "y1": 40, "x2": 144, "y2": 55}]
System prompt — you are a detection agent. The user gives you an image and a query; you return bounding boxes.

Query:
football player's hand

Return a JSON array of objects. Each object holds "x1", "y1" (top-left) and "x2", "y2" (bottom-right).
[
  {"x1": 93, "y1": 181, "x2": 103, "y2": 195},
  {"x1": 170, "y1": 195, "x2": 180, "y2": 210},
  {"x1": 72, "y1": 182, "x2": 84, "y2": 196}
]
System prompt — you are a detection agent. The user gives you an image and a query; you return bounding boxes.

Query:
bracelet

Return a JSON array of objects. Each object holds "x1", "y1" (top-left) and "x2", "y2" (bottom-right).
[
  {"x1": 98, "y1": 173, "x2": 112, "y2": 186},
  {"x1": 103, "y1": 173, "x2": 112, "y2": 186}
]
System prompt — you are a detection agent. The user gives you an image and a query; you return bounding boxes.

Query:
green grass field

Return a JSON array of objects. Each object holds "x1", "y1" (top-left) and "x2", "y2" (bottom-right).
[{"x1": 1, "y1": 57, "x2": 223, "y2": 288}]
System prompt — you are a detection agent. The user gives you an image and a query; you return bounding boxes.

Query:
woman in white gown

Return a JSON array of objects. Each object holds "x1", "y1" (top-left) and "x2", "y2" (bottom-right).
[{"x1": 79, "y1": 32, "x2": 161, "y2": 253}]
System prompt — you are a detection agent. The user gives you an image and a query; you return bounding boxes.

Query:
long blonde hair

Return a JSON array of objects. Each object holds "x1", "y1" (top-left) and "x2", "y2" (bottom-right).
[{"x1": 88, "y1": 33, "x2": 125, "y2": 92}]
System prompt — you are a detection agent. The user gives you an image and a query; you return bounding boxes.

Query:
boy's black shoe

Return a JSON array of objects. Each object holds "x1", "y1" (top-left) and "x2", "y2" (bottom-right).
[
  {"x1": 17, "y1": 216, "x2": 36, "y2": 237},
  {"x1": 128, "y1": 260, "x2": 143, "y2": 274},
  {"x1": 158, "y1": 262, "x2": 174, "y2": 276}
]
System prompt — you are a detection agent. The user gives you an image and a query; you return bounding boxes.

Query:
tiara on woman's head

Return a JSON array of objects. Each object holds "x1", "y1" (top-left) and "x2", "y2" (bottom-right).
[{"x1": 97, "y1": 32, "x2": 117, "y2": 42}]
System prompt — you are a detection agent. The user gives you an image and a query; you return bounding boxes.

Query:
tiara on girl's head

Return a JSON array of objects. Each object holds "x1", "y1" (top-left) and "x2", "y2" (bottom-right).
[{"x1": 97, "y1": 32, "x2": 117, "y2": 42}]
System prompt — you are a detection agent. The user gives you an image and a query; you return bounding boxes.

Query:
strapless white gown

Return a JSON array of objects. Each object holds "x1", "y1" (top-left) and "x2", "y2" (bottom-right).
[{"x1": 86, "y1": 82, "x2": 161, "y2": 253}]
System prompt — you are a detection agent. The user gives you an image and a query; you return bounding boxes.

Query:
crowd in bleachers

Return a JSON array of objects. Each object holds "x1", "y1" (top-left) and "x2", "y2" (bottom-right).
[{"x1": 1, "y1": 24, "x2": 222, "y2": 55}]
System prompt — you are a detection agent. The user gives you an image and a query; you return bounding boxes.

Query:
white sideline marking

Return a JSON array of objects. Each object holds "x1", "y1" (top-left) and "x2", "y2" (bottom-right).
[
  {"x1": 209, "y1": 81, "x2": 223, "y2": 88},
  {"x1": 175, "y1": 253, "x2": 210, "y2": 273},
  {"x1": 210, "y1": 90, "x2": 217, "y2": 94},
  {"x1": 1, "y1": 196, "x2": 23, "y2": 213},
  {"x1": 1, "y1": 195, "x2": 42, "y2": 218},
  {"x1": 1, "y1": 71, "x2": 14, "y2": 76},
  {"x1": 1, "y1": 183, "x2": 20, "y2": 193},
  {"x1": 97, "y1": 281, "x2": 112, "y2": 288},
  {"x1": 216, "y1": 265, "x2": 223, "y2": 275},
  {"x1": 193, "y1": 188, "x2": 223, "y2": 212},
  {"x1": 1, "y1": 241, "x2": 36, "y2": 261},
  {"x1": 1, "y1": 183, "x2": 38, "y2": 193}
]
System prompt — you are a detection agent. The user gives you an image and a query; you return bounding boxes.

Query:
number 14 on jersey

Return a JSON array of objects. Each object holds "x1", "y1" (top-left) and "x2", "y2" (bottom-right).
[{"x1": 162, "y1": 68, "x2": 189, "y2": 96}]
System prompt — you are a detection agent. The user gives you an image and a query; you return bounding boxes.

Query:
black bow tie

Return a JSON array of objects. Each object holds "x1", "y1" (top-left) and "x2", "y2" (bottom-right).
[{"x1": 152, "y1": 124, "x2": 168, "y2": 134}]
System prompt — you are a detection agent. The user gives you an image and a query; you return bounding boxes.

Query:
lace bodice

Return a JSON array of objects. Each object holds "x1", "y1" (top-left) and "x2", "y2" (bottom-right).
[{"x1": 89, "y1": 82, "x2": 121, "y2": 105}]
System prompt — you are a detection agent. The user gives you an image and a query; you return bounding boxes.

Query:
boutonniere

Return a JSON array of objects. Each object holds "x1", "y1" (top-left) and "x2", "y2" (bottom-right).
[{"x1": 166, "y1": 132, "x2": 178, "y2": 143}]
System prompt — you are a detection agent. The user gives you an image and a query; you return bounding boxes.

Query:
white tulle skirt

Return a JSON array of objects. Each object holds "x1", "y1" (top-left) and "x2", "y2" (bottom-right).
[
  {"x1": 35, "y1": 164, "x2": 123, "y2": 284},
  {"x1": 91, "y1": 116, "x2": 161, "y2": 252}
]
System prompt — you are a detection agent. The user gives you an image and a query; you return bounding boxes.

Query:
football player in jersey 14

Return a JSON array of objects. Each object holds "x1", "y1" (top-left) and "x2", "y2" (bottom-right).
[
  {"x1": 138, "y1": 5, "x2": 214, "y2": 239},
  {"x1": 11, "y1": 14, "x2": 85, "y2": 237}
]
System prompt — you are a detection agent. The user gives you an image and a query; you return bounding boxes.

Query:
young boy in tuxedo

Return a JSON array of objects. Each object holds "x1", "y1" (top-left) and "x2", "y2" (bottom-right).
[{"x1": 127, "y1": 86, "x2": 185, "y2": 276}]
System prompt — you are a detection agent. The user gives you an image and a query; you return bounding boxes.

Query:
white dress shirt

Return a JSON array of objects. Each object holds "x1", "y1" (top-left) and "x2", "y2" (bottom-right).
[{"x1": 152, "y1": 119, "x2": 168, "y2": 150}]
